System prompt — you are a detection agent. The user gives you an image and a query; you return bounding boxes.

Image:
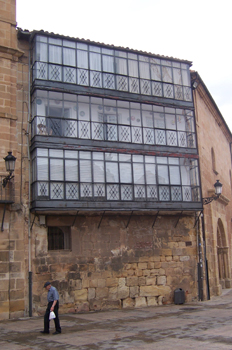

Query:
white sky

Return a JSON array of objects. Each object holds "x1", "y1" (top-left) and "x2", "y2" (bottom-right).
[{"x1": 16, "y1": 0, "x2": 232, "y2": 132}]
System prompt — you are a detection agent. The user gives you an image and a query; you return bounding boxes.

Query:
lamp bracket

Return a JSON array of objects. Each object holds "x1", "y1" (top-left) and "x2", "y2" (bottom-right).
[
  {"x1": 2, "y1": 173, "x2": 14, "y2": 188},
  {"x1": 202, "y1": 194, "x2": 220, "y2": 205}
]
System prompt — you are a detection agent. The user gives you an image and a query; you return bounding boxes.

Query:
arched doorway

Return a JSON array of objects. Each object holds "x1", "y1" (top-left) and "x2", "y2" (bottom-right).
[{"x1": 217, "y1": 219, "x2": 230, "y2": 288}]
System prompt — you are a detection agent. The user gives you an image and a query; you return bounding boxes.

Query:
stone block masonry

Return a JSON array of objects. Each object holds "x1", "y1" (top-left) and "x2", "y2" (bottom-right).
[{"x1": 33, "y1": 214, "x2": 198, "y2": 315}]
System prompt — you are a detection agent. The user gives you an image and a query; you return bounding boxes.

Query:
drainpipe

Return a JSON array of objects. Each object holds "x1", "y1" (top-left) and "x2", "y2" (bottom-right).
[
  {"x1": 201, "y1": 212, "x2": 210, "y2": 300},
  {"x1": 27, "y1": 48, "x2": 32, "y2": 317},
  {"x1": 196, "y1": 211, "x2": 204, "y2": 301}
]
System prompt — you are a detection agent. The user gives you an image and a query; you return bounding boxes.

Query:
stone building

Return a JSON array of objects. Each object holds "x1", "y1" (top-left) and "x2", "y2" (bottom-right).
[
  {"x1": 192, "y1": 71, "x2": 232, "y2": 297},
  {"x1": 1, "y1": 0, "x2": 230, "y2": 320}
]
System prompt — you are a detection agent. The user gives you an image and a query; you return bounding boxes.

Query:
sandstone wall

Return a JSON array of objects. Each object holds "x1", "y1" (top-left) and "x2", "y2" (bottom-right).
[
  {"x1": 32, "y1": 214, "x2": 198, "y2": 315},
  {"x1": 193, "y1": 79, "x2": 232, "y2": 296},
  {"x1": 0, "y1": 0, "x2": 30, "y2": 319}
]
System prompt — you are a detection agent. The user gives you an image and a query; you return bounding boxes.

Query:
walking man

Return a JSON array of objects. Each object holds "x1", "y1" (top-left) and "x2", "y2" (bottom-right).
[{"x1": 40, "y1": 281, "x2": 62, "y2": 335}]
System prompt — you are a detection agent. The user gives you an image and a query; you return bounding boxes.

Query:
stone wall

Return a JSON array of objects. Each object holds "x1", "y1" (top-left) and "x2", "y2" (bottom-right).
[
  {"x1": 0, "y1": 0, "x2": 30, "y2": 320},
  {"x1": 32, "y1": 214, "x2": 198, "y2": 315},
  {"x1": 193, "y1": 74, "x2": 232, "y2": 296}
]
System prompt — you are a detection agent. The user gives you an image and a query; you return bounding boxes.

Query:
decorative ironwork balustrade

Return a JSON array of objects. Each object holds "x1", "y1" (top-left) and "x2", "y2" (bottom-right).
[{"x1": 31, "y1": 116, "x2": 196, "y2": 148}]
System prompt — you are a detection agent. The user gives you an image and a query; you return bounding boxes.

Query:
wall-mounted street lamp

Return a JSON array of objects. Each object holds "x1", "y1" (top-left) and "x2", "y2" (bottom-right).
[
  {"x1": 2, "y1": 152, "x2": 16, "y2": 188},
  {"x1": 202, "y1": 180, "x2": 223, "y2": 205}
]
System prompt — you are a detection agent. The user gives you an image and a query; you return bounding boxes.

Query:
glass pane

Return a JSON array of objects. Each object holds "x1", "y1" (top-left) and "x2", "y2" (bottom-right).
[
  {"x1": 37, "y1": 35, "x2": 47, "y2": 43},
  {"x1": 158, "y1": 165, "x2": 169, "y2": 184},
  {"x1": 65, "y1": 150, "x2": 78, "y2": 158},
  {"x1": 93, "y1": 161, "x2": 104, "y2": 182},
  {"x1": 168, "y1": 158, "x2": 179, "y2": 165},
  {"x1": 79, "y1": 151, "x2": 91, "y2": 159},
  {"x1": 106, "y1": 162, "x2": 119, "y2": 182},
  {"x1": 145, "y1": 156, "x2": 155, "y2": 163},
  {"x1": 104, "y1": 98, "x2": 116, "y2": 107},
  {"x1": 105, "y1": 153, "x2": 118, "y2": 161},
  {"x1": 50, "y1": 159, "x2": 63, "y2": 181},
  {"x1": 133, "y1": 163, "x2": 145, "y2": 184},
  {"x1": 79, "y1": 120, "x2": 90, "y2": 139},
  {"x1": 128, "y1": 60, "x2": 138, "y2": 77},
  {"x1": 93, "y1": 152, "x2": 104, "y2": 160},
  {"x1": 63, "y1": 100, "x2": 76, "y2": 119},
  {"x1": 139, "y1": 62, "x2": 150, "y2": 79},
  {"x1": 182, "y1": 69, "x2": 190, "y2": 86},
  {"x1": 169, "y1": 166, "x2": 180, "y2": 184},
  {"x1": 49, "y1": 45, "x2": 62, "y2": 64},
  {"x1": 49, "y1": 38, "x2": 62, "y2": 45},
  {"x1": 119, "y1": 154, "x2": 131, "y2": 162},
  {"x1": 157, "y1": 157, "x2": 168, "y2": 164},
  {"x1": 151, "y1": 64, "x2": 161, "y2": 81},
  {"x1": 128, "y1": 53, "x2": 137, "y2": 60},
  {"x1": 133, "y1": 155, "x2": 143, "y2": 163},
  {"x1": 90, "y1": 52, "x2": 101, "y2": 71},
  {"x1": 180, "y1": 163, "x2": 190, "y2": 185},
  {"x1": 167, "y1": 130, "x2": 177, "y2": 146},
  {"x1": 102, "y1": 55, "x2": 114, "y2": 73},
  {"x1": 155, "y1": 129, "x2": 166, "y2": 145},
  {"x1": 115, "y1": 50, "x2": 127, "y2": 58},
  {"x1": 115, "y1": 58, "x2": 127, "y2": 75},
  {"x1": 154, "y1": 112, "x2": 165, "y2": 128},
  {"x1": 190, "y1": 160, "x2": 199, "y2": 186},
  {"x1": 36, "y1": 42, "x2": 47, "y2": 62},
  {"x1": 173, "y1": 68, "x2": 182, "y2": 85},
  {"x1": 63, "y1": 40, "x2": 75, "y2": 48},
  {"x1": 142, "y1": 110, "x2": 153, "y2": 127},
  {"x1": 131, "y1": 109, "x2": 141, "y2": 126},
  {"x1": 118, "y1": 108, "x2": 130, "y2": 125},
  {"x1": 162, "y1": 66, "x2": 172, "y2": 83},
  {"x1": 91, "y1": 104, "x2": 103, "y2": 122},
  {"x1": 37, "y1": 158, "x2": 48, "y2": 180},
  {"x1": 77, "y1": 50, "x2": 88, "y2": 69},
  {"x1": 176, "y1": 114, "x2": 186, "y2": 131},
  {"x1": 166, "y1": 114, "x2": 176, "y2": 130},
  {"x1": 120, "y1": 163, "x2": 132, "y2": 183},
  {"x1": 78, "y1": 103, "x2": 90, "y2": 121},
  {"x1": 36, "y1": 95, "x2": 47, "y2": 116},
  {"x1": 49, "y1": 149, "x2": 63, "y2": 157},
  {"x1": 63, "y1": 47, "x2": 75, "y2": 66},
  {"x1": 65, "y1": 160, "x2": 78, "y2": 181},
  {"x1": 102, "y1": 48, "x2": 114, "y2": 55},
  {"x1": 77, "y1": 43, "x2": 88, "y2": 50},
  {"x1": 37, "y1": 148, "x2": 48, "y2": 157},
  {"x1": 145, "y1": 163, "x2": 156, "y2": 184},
  {"x1": 80, "y1": 160, "x2": 92, "y2": 182},
  {"x1": 159, "y1": 186, "x2": 170, "y2": 201},
  {"x1": 89, "y1": 45, "x2": 101, "y2": 53}
]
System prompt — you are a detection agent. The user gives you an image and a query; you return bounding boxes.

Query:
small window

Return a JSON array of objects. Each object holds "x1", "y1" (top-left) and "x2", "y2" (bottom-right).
[
  {"x1": 48, "y1": 227, "x2": 71, "y2": 250},
  {"x1": 211, "y1": 147, "x2": 218, "y2": 175},
  {"x1": 230, "y1": 170, "x2": 232, "y2": 192}
]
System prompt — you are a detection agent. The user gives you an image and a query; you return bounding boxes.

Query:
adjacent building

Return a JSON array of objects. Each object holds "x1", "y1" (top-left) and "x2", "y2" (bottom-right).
[{"x1": 191, "y1": 71, "x2": 232, "y2": 297}]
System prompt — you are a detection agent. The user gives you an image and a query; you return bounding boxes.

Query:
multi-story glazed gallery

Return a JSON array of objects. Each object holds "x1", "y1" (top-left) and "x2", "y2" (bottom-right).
[{"x1": 26, "y1": 30, "x2": 203, "y2": 315}]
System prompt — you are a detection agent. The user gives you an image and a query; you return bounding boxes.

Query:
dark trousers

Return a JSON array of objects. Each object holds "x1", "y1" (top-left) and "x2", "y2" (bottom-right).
[{"x1": 44, "y1": 301, "x2": 61, "y2": 333}]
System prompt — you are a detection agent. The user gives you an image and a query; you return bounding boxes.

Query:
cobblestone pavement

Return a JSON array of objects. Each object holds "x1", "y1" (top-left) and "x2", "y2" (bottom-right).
[{"x1": 1, "y1": 289, "x2": 232, "y2": 349}]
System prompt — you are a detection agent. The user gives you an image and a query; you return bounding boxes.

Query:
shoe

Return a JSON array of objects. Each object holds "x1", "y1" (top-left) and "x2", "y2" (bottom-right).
[
  {"x1": 53, "y1": 331, "x2": 61, "y2": 335},
  {"x1": 40, "y1": 331, "x2": 49, "y2": 334}
]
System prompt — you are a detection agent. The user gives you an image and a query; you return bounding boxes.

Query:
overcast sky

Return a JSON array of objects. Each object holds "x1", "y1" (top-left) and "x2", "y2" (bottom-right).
[{"x1": 16, "y1": 0, "x2": 232, "y2": 131}]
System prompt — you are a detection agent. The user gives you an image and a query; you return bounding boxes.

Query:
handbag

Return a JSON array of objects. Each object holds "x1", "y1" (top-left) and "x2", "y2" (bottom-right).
[{"x1": 49, "y1": 311, "x2": 56, "y2": 320}]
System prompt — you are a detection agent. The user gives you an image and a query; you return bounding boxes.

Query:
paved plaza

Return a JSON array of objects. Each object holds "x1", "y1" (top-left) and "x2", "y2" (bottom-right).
[{"x1": 1, "y1": 289, "x2": 232, "y2": 349}]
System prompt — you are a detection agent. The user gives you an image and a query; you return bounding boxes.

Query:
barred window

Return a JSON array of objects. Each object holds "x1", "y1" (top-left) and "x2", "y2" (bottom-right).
[{"x1": 48, "y1": 227, "x2": 71, "y2": 250}]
